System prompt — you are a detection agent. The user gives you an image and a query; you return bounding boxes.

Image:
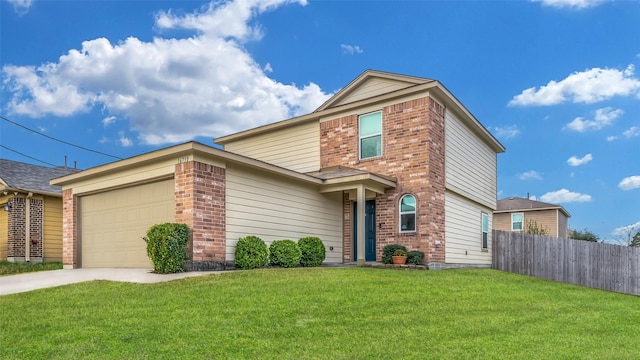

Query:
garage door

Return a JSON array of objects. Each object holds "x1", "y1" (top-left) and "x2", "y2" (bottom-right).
[{"x1": 80, "y1": 179, "x2": 175, "y2": 268}]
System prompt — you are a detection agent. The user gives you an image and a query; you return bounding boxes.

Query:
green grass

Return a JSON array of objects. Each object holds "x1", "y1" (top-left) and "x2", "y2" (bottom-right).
[
  {"x1": 1, "y1": 268, "x2": 638, "y2": 359},
  {"x1": 0, "y1": 261, "x2": 62, "y2": 276}
]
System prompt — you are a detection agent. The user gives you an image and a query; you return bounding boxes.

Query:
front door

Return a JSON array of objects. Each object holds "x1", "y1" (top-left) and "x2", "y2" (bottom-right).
[{"x1": 353, "y1": 200, "x2": 376, "y2": 262}]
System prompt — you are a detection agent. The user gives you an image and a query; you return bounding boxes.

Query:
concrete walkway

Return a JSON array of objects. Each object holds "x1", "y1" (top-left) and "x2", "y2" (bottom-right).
[{"x1": 0, "y1": 268, "x2": 224, "y2": 296}]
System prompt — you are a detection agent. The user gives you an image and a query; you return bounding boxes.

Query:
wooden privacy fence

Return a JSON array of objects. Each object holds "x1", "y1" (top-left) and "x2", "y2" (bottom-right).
[{"x1": 492, "y1": 230, "x2": 640, "y2": 296}]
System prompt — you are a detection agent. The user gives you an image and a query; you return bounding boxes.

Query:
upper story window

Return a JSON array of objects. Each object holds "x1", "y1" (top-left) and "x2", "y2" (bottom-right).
[
  {"x1": 399, "y1": 194, "x2": 416, "y2": 233},
  {"x1": 359, "y1": 111, "x2": 382, "y2": 159},
  {"x1": 481, "y1": 213, "x2": 489, "y2": 250},
  {"x1": 511, "y1": 213, "x2": 523, "y2": 231}
]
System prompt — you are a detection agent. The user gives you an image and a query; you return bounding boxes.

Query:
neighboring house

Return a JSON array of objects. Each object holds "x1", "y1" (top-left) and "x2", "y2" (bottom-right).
[
  {"x1": 494, "y1": 197, "x2": 571, "y2": 238},
  {"x1": 0, "y1": 159, "x2": 78, "y2": 262},
  {"x1": 51, "y1": 70, "x2": 505, "y2": 270}
]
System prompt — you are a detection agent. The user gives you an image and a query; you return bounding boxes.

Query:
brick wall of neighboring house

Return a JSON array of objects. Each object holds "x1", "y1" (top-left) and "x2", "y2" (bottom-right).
[
  {"x1": 175, "y1": 161, "x2": 227, "y2": 270},
  {"x1": 28, "y1": 198, "x2": 43, "y2": 260},
  {"x1": 320, "y1": 96, "x2": 446, "y2": 264},
  {"x1": 61, "y1": 189, "x2": 77, "y2": 268},
  {"x1": 6, "y1": 196, "x2": 45, "y2": 261}
]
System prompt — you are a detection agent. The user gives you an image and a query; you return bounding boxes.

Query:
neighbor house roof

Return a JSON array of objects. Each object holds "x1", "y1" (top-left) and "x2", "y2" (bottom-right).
[
  {"x1": 495, "y1": 197, "x2": 571, "y2": 218},
  {"x1": 215, "y1": 69, "x2": 505, "y2": 154},
  {"x1": 0, "y1": 158, "x2": 79, "y2": 196}
]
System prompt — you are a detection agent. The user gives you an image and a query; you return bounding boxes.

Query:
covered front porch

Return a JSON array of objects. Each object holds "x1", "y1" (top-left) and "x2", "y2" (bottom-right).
[{"x1": 308, "y1": 166, "x2": 396, "y2": 265}]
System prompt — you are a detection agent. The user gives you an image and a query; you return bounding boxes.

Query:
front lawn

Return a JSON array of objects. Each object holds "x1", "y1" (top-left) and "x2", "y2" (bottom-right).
[
  {"x1": 1, "y1": 268, "x2": 638, "y2": 359},
  {"x1": 0, "y1": 261, "x2": 62, "y2": 276}
]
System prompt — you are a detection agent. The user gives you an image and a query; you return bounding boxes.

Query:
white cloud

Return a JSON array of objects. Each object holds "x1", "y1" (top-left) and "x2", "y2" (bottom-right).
[
  {"x1": 519, "y1": 170, "x2": 542, "y2": 180},
  {"x1": 493, "y1": 125, "x2": 520, "y2": 139},
  {"x1": 623, "y1": 126, "x2": 640, "y2": 138},
  {"x1": 7, "y1": 0, "x2": 33, "y2": 14},
  {"x1": 565, "y1": 107, "x2": 623, "y2": 132},
  {"x1": 611, "y1": 221, "x2": 640, "y2": 238},
  {"x1": 567, "y1": 153, "x2": 592, "y2": 166},
  {"x1": 509, "y1": 65, "x2": 640, "y2": 106},
  {"x1": 263, "y1": 63, "x2": 273, "y2": 73},
  {"x1": 102, "y1": 116, "x2": 117, "y2": 127},
  {"x1": 1, "y1": 0, "x2": 330, "y2": 145},
  {"x1": 619, "y1": 176, "x2": 640, "y2": 190},
  {"x1": 340, "y1": 44, "x2": 364, "y2": 55},
  {"x1": 119, "y1": 135, "x2": 133, "y2": 147},
  {"x1": 606, "y1": 135, "x2": 618, "y2": 141},
  {"x1": 540, "y1": 188, "x2": 591, "y2": 203},
  {"x1": 530, "y1": 0, "x2": 606, "y2": 9}
]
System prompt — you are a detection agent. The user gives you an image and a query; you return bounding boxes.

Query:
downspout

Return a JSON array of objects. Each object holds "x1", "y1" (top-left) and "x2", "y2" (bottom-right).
[{"x1": 25, "y1": 192, "x2": 33, "y2": 262}]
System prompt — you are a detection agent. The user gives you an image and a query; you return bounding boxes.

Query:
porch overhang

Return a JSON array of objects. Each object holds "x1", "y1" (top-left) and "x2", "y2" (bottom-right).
[{"x1": 308, "y1": 167, "x2": 396, "y2": 265}]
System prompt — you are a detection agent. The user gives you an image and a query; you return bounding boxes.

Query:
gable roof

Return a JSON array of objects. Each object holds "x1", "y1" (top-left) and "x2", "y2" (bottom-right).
[
  {"x1": 495, "y1": 197, "x2": 571, "y2": 217},
  {"x1": 0, "y1": 159, "x2": 79, "y2": 196},
  {"x1": 314, "y1": 70, "x2": 434, "y2": 112},
  {"x1": 215, "y1": 69, "x2": 505, "y2": 153}
]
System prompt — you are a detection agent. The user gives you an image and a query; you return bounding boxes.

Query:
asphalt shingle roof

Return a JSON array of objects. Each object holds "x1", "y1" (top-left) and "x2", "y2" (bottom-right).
[
  {"x1": 496, "y1": 197, "x2": 571, "y2": 217},
  {"x1": 0, "y1": 159, "x2": 79, "y2": 195}
]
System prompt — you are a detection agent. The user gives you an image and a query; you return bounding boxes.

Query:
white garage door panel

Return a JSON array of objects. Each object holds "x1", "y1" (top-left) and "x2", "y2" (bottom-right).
[{"x1": 80, "y1": 180, "x2": 175, "y2": 268}]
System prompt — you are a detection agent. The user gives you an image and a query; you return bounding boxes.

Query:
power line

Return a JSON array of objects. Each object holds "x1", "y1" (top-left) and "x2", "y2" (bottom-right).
[
  {"x1": 0, "y1": 115, "x2": 123, "y2": 160},
  {"x1": 0, "y1": 144, "x2": 57, "y2": 167}
]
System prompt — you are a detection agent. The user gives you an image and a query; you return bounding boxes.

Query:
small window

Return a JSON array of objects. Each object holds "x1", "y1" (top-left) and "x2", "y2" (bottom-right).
[
  {"x1": 359, "y1": 111, "x2": 382, "y2": 159},
  {"x1": 512, "y1": 213, "x2": 523, "y2": 231},
  {"x1": 481, "y1": 213, "x2": 489, "y2": 250},
  {"x1": 399, "y1": 194, "x2": 416, "y2": 232}
]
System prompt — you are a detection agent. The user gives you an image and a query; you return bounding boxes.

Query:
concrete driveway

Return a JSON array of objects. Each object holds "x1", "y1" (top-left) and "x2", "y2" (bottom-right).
[{"x1": 0, "y1": 268, "x2": 224, "y2": 296}]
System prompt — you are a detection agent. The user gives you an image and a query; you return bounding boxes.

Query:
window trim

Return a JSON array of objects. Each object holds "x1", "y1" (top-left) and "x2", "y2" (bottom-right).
[
  {"x1": 481, "y1": 212, "x2": 489, "y2": 251},
  {"x1": 511, "y1": 212, "x2": 524, "y2": 231},
  {"x1": 358, "y1": 111, "x2": 383, "y2": 160},
  {"x1": 399, "y1": 194, "x2": 416, "y2": 233}
]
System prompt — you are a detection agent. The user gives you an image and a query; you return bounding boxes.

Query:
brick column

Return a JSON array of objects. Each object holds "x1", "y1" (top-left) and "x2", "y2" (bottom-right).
[
  {"x1": 426, "y1": 98, "x2": 446, "y2": 264},
  {"x1": 175, "y1": 161, "x2": 227, "y2": 271},
  {"x1": 61, "y1": 189, "x2": 77, "y2": 269}
]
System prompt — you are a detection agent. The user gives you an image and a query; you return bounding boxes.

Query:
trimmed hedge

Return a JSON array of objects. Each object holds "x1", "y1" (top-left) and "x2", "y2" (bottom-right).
[
  {"x1": 235, "y1": 236, "x2": 269, "y2": 269},
  {"x1": 143, "y1": 223, "x2": 189, "y2": 274},
  {"x1": 298, "y1": 236, "x2": 326, "y2": 267},
  {"x1": 407, "y1": 250, "x2": 425, "y2": 265},
  {"x1": 382, "y1": 244, "x2": 407, "y2": 264},
  {"x1": 269, "y1": 239, "x2": 302, "y2": 268}
]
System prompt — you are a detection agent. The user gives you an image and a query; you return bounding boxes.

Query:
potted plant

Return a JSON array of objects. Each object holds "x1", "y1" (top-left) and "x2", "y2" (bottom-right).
[{"x1": 392, "y1": 249, "x2": 407, "y2": 265}]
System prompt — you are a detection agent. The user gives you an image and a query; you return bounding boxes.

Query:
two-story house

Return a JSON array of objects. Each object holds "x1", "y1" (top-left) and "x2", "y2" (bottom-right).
[
  {"x1": 494, "y1": 197, "x2": 571, "y2": 238},
  {"x1": 52, "y1": 70, "x2": 505, "y2": 270}
]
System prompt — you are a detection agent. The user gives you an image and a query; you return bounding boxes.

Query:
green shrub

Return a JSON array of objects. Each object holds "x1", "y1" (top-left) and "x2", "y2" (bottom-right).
[
  {"x1": 382, "y1": 244, "x2": 407, "y2": 264},
  {"x1": 235, "y1": 236, "x2": 269, "y2": 269},
  {"x1": 407, "y1": 250, "x2": 425, "y2": 265},
  {"x1": 143, "y1": 223, "x2": 189, "y2": 274},
  {"x1": 269, "y1": 239, "x2": 302, "y2": 268},
  {"x1": 298, "y1": 236, "x2": 326, "y2": 267}
]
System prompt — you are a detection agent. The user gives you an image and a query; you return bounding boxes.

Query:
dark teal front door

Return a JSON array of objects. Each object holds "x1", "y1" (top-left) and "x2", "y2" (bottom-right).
[{"x1": 353, "y1": 200, "x2": 376, "y2": 262}]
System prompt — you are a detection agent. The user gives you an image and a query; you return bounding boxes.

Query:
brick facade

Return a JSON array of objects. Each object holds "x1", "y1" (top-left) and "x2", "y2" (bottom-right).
[
  {"x1": 320, "y1": 96, "x2": 446, "y2": 264},
  {"x1": 6, "y1": 196, "x2": 44, "y2": 262},
  {"x1": 61, "y1": 189, "x2": 77, "y2": 268},
  {"x1": 175, "y1": 161, "x2": 228, "y2": 270}
]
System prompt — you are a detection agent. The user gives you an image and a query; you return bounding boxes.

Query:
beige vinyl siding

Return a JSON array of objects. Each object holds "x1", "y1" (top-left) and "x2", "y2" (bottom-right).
[
  {"x1": 492, "y1": 212, "x2": 512, "y2": 233},
  {"x1": 226, "y1": 163, "x2": 342, "y2": 263},
  {"x1": 43, "y1": 196, "x2": 63, "y2": 262},
  {"x1": 223, "y1": 122, "x2": 320, "y2": 173},
  {"x1": 445, "y1": 190, "x2": 492, "y2": 265},
  {"x1": 558, "y1": 212, "x2": 568, "y2": 238},
  {"x1": 333, "y1": 78, "x2": 414, "y2": 106},
  {"x1": 0, "y1": 202, "x2": 7, "y2": 260},
  {"x1": 445, "y1": 109, "x2": 497, "y2": 210},
  {"x1": 522, "y1": 210, "x2": 559, "y2": 237}
]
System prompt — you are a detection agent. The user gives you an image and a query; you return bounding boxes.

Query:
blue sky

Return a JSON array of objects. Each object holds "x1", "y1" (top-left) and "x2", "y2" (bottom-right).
[{"x1": 1, "y1": 0, "x2": 639, "y2": 242}]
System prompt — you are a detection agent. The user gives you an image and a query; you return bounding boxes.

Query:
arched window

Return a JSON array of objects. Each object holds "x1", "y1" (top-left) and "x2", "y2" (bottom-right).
[{"x1": 399, "y1": 194, "x2": 416, "y2": 233}]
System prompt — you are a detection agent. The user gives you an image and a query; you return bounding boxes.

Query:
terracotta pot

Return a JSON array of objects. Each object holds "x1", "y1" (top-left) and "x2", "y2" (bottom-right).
[{"x1": 392, "y1": 255, "x2": 407, "y2": 265}]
